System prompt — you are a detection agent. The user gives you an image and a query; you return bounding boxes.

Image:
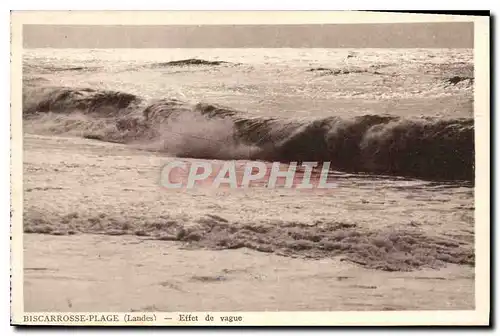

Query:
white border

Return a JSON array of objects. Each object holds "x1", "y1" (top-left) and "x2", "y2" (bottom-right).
[{"x1": 8, "y1": 10, "x2": 491, "y2": 327}]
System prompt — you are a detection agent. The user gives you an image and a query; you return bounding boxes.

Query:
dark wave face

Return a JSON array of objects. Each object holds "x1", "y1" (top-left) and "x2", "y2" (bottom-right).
[{"x1": 22, "y1": 85, "x2": 475, "y2": 182}]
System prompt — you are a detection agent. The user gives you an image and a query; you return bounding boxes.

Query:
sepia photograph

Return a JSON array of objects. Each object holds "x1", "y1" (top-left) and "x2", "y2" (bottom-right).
[{"x1": 10, "y1": 11, "x2": 490, "y2": 326}]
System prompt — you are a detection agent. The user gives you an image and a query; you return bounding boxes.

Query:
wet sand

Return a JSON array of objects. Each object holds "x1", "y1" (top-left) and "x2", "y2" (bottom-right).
[{"x1": 24, "y1": 234, "x2": 474, "y2": 312}]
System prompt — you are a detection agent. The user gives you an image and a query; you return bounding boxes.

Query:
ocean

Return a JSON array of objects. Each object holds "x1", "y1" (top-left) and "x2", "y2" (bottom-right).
[{"x1": 22, "y1": 48, "x2": 474, "y2": 273}]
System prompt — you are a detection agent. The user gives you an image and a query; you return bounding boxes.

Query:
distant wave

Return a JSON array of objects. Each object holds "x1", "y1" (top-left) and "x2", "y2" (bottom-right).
[
  {"x1": 308, "y1": 67, "x2": 383, "y2": 76},
  {"x1": 23, "y1": 85, "x2": 475, "y2": 182},
  {"x1": 23, "y1": 64, "x2": 102, "y2": 73},
  {"x1": 148, "y1": 58, "x2": 238, "y2": 68}
]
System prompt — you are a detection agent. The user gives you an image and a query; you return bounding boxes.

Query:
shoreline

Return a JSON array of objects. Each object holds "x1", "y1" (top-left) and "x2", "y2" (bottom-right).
[{"x1": 24, "y1": 233, "x2": 474, "y2": 312}]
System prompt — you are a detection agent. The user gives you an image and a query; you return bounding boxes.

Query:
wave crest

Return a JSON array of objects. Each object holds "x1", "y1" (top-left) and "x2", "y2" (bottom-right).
[{"x1": 23, "y1": 85, "x2": 475, "y2": 181}]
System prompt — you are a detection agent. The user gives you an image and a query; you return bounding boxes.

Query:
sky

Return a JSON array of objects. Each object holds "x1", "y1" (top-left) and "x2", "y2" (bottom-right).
[{"x1": 23, "y1": 22, "x2": 474, "y2": 48}]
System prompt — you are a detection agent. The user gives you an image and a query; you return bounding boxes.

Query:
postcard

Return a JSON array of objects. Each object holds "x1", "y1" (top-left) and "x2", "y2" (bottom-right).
[{"x1": 10, "y1": 10, "x2": 490, "y2": 326}]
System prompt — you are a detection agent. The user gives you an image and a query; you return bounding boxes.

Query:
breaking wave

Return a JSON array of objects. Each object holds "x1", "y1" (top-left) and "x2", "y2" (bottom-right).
[{"x1": 23, "y1": 85, "x2": 475, "y2": 182}]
